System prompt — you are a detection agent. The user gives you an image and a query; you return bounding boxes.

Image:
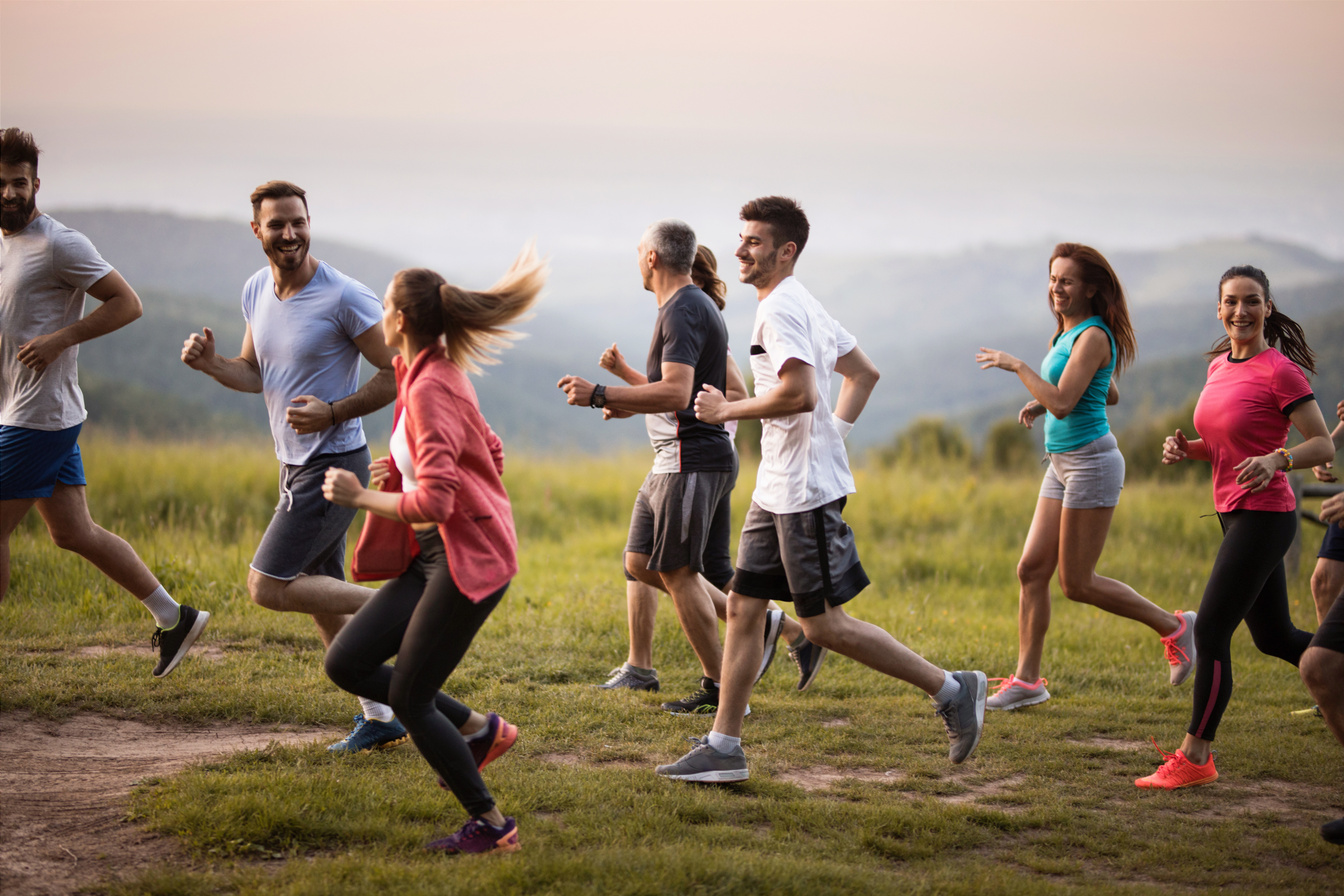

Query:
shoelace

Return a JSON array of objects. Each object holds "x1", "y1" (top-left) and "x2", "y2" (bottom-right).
[
  {"x1": 1161, "y1": 635, "x2": 1191, "y2": 666},
  {"x1": 150, "y1": 629, "x2": 163, "y2": 648},
  {"x1": 988, "y1": 675, "x2": 1046, "y2": 694},
  {"x1": 1146, "y1": 737, "x2": 1209, "y2": 781}
]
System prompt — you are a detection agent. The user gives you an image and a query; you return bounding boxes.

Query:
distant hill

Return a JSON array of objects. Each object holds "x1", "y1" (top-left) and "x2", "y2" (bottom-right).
[{"x1": 46, "y1": 208, "x2": 1344, "y2": 452}]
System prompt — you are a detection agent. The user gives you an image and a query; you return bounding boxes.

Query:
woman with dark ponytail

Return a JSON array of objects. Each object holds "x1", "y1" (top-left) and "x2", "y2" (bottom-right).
[
  {"x1": 976, "y1": 243, "x2": 1194, "y2": 711},
  {"x1": 1137, "y1": 265, "x2": 1333, "y2": 789},
  {"x1": 322, "y1": 245, "x2": 546, "y2": 853}
]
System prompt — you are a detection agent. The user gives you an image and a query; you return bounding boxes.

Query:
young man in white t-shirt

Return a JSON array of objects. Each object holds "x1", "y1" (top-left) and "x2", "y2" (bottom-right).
[
  {"x1": 655, "y1": 196, "x2": 987, "y2": 781},
  {"x1": 0, "y1": 127, "x2": 209, "y2": 678}
]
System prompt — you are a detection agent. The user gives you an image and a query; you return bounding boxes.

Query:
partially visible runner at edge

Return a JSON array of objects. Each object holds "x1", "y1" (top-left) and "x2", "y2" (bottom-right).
[
  {"x1": 322, "y1": 246, "x2": 546, "y2": 855},
  {"x1": 655, "y1": 195, "x2": 987, "y2": 783},
  {"x1": 975, "y1": 243, "x2": 1196, "y2": 710},
  {"x1": 1137, "y1": 264, "x2": 1333, "y2": 790},
  {"x1": 0, "y1": 126, "x2": 209, "y2": 677}
]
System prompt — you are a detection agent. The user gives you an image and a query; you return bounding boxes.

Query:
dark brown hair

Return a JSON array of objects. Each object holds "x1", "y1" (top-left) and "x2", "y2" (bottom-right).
[
  {"x1": 1206, "y1": 265, "x2": 1315, "y2": 373},
  {"x1": 249, "y1": 180, "x2": 308, "y2": 222},
  {"x1": 390, "y1": 244, "x2": 547, "y2": 374},
  {"x1": 692, "y1": 245, "x2": 726, "y2": 310},
  {"x1": 740, "y1": 195, "x2": 809, "y2": 257},
  {"x1": 0, "y1": 127, "x2": 40, "y2": 172},
  {"x1": 1048, "y1": 242, "x2": 1137, "y2": 373}
]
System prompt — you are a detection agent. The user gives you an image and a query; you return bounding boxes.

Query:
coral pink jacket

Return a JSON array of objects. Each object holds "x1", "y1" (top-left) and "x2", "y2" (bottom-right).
[{"x1": 392, "y1": 347, "x2": 517, "y2": 601}]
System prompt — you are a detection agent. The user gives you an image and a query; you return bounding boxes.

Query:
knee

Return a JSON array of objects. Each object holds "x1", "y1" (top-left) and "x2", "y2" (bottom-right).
[
  {"x1": 1311, "y1": 566, "x2": 1344, "y2": 606},
  {"x1": 1057, "y1": 572, "x2": 1096, "y2": 605},
  {"x1": 1016, "y1": 556, "x2": 1050, "y2": 589},
  {"x1": 247, "y1": 570, "x2": 286, "y2": 611},
  {"x1": 46, "y1": 519, "x2": 96, "y2": 553},
  {"x1": 323, "y1": 646, "x2": 355, "y2": 690},
  {"x1": 798, "y1": 612, "x2": 841, "y2": 651},
  {"x1": 1300, "y1": 648, "x2": 1342, "y2": 700}
]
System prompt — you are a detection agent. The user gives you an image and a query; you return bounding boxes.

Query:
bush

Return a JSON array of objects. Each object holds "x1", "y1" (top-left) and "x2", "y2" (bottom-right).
[
  {"x1": 880, "y1": 416, "x2": 970, "y2": 467},
  {"x1": 982, "y1": 417, "x2": 1040, "y2": 472}
]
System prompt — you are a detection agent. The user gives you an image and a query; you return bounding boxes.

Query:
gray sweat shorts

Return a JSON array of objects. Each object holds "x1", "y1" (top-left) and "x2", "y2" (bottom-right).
[
  {"x1": 1039, "y1": 432, "x2": 1124, "y2": 510},
  {"x1": 625, "y1": 469, "x2": 735, "y2": 576},
  {"x1": 251, "y1": 446, "x2": 371, "y2": 582}
]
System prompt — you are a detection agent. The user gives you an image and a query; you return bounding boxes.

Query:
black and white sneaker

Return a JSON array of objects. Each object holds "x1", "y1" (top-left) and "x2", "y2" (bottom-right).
[
  {"x1": 788, "y1": 637, "x2": 828, "y2": 692},
  {"x1": 661, "y1": 677, "x2": 721, "y2": 715},
  {"x1": 151, "y1": 605, "x2": 210, "y2": 678}
]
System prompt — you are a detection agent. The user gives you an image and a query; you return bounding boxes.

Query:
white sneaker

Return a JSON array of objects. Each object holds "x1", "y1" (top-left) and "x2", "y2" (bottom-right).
[
  {"x1": 985, "y1": 675, "x2": 1050, "y2": 711},
  {"x1": 1161, "y1": 610, "x2": 1197, "y2": 686}
]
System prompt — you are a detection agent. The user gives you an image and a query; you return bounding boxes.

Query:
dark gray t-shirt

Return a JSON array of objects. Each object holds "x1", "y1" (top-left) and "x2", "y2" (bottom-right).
[
  {"x1": 0, "y1": 215, "x2": 114, "y2": 429},
  {"x1": 644, "y1": 284, "x2": 734, "y2": 473}
]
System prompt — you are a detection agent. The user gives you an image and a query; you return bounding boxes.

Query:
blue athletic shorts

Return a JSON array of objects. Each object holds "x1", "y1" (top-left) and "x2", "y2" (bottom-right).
[{"x1": 0, "y1": 423, "x2": 87, "y2": 500}]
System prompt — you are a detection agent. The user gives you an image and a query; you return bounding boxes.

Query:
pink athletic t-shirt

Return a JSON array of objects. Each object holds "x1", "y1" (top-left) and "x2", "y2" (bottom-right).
[{"x1": 1192, "y1": 348, "x2": 1314, "y2": 512}]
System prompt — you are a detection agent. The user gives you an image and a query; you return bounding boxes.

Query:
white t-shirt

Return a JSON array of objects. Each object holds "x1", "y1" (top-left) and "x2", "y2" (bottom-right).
[
  {"x1": 0, "y1": 215, "x2": 114, "y2": 429},
  {"x1": 241, "y1": 261, "x2": 382, "y2": 465},
  {"x1": 748, "y1": 276, "x2": 857, "y2": 514}
]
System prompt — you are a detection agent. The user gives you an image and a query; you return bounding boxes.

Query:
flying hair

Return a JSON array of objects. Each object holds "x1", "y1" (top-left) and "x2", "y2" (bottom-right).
[{"x1": 391, "y1": 243, "x2": 547, "y2": 375}]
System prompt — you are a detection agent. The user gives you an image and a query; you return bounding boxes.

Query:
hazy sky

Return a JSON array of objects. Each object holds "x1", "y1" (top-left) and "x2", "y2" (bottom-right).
[{"x1": 4, "y1": 0, "x2": 1342, "y2": 280}]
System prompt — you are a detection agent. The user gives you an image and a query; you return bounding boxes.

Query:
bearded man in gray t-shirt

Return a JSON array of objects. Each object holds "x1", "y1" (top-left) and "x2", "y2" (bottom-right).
[{"x1": 0, "y1": 127, "x2": 210, "y2": 678}]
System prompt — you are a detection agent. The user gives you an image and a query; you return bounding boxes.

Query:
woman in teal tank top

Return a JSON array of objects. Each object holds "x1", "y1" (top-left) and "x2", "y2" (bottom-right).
[{"x1": 975, "y1": 243, "x2": 1194, "y2": 711}]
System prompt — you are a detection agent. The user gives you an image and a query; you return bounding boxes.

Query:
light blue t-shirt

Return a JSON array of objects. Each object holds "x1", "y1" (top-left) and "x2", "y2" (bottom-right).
[
  {"x1": 241, "y1": 261, "x2": 382, "y2": 465},
  {"x1": 1041, "y1": 315, "x2": 1115, "y2": 454}
]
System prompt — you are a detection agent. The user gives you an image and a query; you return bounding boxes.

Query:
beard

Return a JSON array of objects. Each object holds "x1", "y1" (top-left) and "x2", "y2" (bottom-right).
[
  {"x1": 740, "y1": 249, "x2": 779, "y2": 286},
  {"x1": 0, "y1": 193, "x2": 36, "y2": 232},
  {"x1": 264, "y1": 236, "x2": 310, "y2": 272}
]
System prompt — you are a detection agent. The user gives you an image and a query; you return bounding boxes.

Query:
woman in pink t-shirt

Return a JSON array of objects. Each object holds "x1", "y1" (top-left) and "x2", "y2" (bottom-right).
[
  {"x1": 321, "y1": 246, "x2": 545, "y2": 854},
  {"x1": 1137, "y1": 265, "x2": 1334, "y2": 790}
]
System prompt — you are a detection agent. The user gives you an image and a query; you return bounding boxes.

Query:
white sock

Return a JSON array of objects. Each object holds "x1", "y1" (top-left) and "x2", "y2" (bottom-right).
[
  {"x1": 359, "y1": 698, "x2": 395, "y2": 723},
  {"x1": 707, "y1": 731, "x2": 740, "y2": 753},
  {"x1": 932, "y1": 671, "x2": 961, "y2": 705},
  {"x1": 141, "y1": 586, "x2": 180, "y2": 629}
]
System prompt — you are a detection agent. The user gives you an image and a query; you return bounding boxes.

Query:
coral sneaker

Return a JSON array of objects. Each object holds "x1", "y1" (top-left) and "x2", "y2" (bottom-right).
[
  {"x1": 1161, "y1": 610, "x2": 1197, "y2": 686},
  {"x1": 1135, "y1": 740, "x2": 1217, "y2": 789},
  {"x1": 985, "y1": 675, "x2": 1050, "y2": 711}
]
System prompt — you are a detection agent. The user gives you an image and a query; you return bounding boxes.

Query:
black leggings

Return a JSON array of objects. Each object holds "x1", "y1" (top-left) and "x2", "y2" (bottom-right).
[
  {"x1": 1188, "y1": 509, "x2": 1313, "y2": 741},
  {"x1": 325, "y1": 528, "x2": 506, "y2": 816}
]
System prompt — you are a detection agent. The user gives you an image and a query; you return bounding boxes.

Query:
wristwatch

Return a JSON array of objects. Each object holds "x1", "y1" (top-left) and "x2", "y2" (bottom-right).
[{"x1": 590, "y1": 384, "x2": 607, "y2": 409}]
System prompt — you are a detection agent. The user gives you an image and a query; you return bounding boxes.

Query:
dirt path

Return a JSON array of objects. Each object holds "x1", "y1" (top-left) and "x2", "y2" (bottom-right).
[{"x1": 0, "y1": 712, "x2": 330, "y2": 896}]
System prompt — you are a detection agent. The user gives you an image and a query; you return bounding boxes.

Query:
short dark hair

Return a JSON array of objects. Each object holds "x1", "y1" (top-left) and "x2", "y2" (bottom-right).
[
  {"x1": 250, "y1": 180, "x2": 308, "y2": 221},
  {"x1": 740, "y1": 195, "x2": 809, "y2": 256},
  {"x1": 0, "y1": 127, "x2": 41, "y2": 173}
]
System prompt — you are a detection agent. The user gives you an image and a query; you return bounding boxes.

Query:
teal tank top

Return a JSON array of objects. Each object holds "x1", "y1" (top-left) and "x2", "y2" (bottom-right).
[{"x1": 1041, "y1": 316, "x2": 1115, "y2": 453}]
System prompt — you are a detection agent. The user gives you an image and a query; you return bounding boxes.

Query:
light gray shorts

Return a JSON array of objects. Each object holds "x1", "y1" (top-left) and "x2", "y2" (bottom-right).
[{"x1": 1039, "y1": 432, "x2": 1124, "y2": 510}]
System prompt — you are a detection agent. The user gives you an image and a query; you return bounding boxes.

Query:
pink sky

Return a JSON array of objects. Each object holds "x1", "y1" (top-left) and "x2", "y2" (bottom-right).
[{"x1": 3, "y1": 0, "x2": 1342, "y2": 271}]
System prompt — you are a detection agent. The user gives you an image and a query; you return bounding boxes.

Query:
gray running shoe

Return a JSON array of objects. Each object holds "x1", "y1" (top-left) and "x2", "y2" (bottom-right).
[
  {"x1": 655, "y1": 735, "x2": 748, "y2": 782},
  {"x1": 985, "y1": 675, "x2": 1050, "y2": 711},
  {"x1": 788, "y1": 638, "x2": 827, "y2": 692},
  {"x1": 756, "y1": 609, "x2": 784, "y2": 684},
  {"x1": 1161, "y1": 610, "x2": 1197, "y2": 686},
  {"x1": 935, "y1": 670, "x2": 987, "y2": 764},
  {"x1": 597, "y1": 663, "x2": 660, "y2": 692}
]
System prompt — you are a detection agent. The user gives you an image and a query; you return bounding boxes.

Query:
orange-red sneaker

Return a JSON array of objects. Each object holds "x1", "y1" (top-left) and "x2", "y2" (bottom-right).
[{"x1": 1135, "y1": 739, "x2": 1217, "y2": 789}]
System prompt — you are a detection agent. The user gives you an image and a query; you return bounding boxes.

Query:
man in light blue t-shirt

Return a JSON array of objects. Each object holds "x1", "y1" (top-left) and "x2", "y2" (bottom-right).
[{"x1": 181, "y1": 181, "x2": 403, "y2": 753}]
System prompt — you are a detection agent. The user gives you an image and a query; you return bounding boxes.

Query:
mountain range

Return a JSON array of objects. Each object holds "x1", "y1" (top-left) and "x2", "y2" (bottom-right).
[{"x1": 48, "y1": 209, "x2": 1344, "y2": 453}]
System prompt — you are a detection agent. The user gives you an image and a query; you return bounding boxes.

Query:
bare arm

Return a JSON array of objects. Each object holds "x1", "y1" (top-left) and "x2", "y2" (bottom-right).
[
  {"x1": 832, "y1": 346, "x2": 879, "y2": 424},
  {"x1": 181, "y1": 322, "x2": 264, "y2": 393},
  {"x1": 16, "y1": 270, "x2": 143, "y2": 373},
  {"x1": 976, "y1": 327, "x2": 1111, "y2": 418},
  {"x1": 1232, "y1": 399, "x2": 1334, "y2": 493},
  {"x1": 558, "y1": 361, "x2": 695, "y2": 414},
  {"x1": 695, "y1": 358, "x2": 816, "y2": 425},
  {"x1": 599, "y1": 343, "x2": 648, "y2": 386},
  {"x1": 286, "y1": 325, "x2": 397, "y2": 434}
]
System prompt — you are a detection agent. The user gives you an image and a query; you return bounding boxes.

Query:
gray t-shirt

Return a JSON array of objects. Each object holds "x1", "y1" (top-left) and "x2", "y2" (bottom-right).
[
  {"x1": 241, "y1": 261, "x2": 382, "y2": 465},
  {"x1": 0, "y1": 214, "x2": 114, "y2": 430}
]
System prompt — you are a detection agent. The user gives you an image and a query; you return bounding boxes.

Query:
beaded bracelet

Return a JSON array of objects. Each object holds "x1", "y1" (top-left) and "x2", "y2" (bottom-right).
[{"x1": 1274, "y1": 447, "x2": 1294, "y2": 472}]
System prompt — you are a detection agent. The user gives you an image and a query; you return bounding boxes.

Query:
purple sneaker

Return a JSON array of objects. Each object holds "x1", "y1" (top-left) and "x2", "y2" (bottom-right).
[{"x1": 425, "y1": 816, "x2": 519, "y2": 855}]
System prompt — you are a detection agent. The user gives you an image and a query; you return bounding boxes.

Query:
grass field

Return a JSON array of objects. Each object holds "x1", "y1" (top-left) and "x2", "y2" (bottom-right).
[{"x1": 2, "y1": 432, "x2": 1342, "y2": 895}]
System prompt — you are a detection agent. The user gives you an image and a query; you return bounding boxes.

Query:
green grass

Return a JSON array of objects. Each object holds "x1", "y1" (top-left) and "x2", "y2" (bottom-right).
[{"x1": 2, "y1": 431, "x2": 1342, "y2": 894}]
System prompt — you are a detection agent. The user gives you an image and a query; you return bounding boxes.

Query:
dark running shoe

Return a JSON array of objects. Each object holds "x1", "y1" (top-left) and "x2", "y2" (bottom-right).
[
  {"x1": 426, "y1": 816, "x2": 519, "y2": 855},
  {"x1": 1321, "y1": 817, "x2": 1344, "y2": 845},
  {"x1": 327, "y1": 713, "x2": 409, "y2": 754},
  {"x1": 469, "y1": 712, "x2": 517, "y2": 771},
  {"x1": 661, "y1": 677, "x2": 720, "y2": 715},
  {"x1": 787, "y1": 637, "x2": 827, "y2": 692},
  {"x1": 596, "y1": 663, "x2": 660, "y2": 692},
  {"x1": 151, "y1": 605, "x2": 210, "y2": 678},
  {"x1": 756, "y1": 609, "x2": 784, "y2": 684}
]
